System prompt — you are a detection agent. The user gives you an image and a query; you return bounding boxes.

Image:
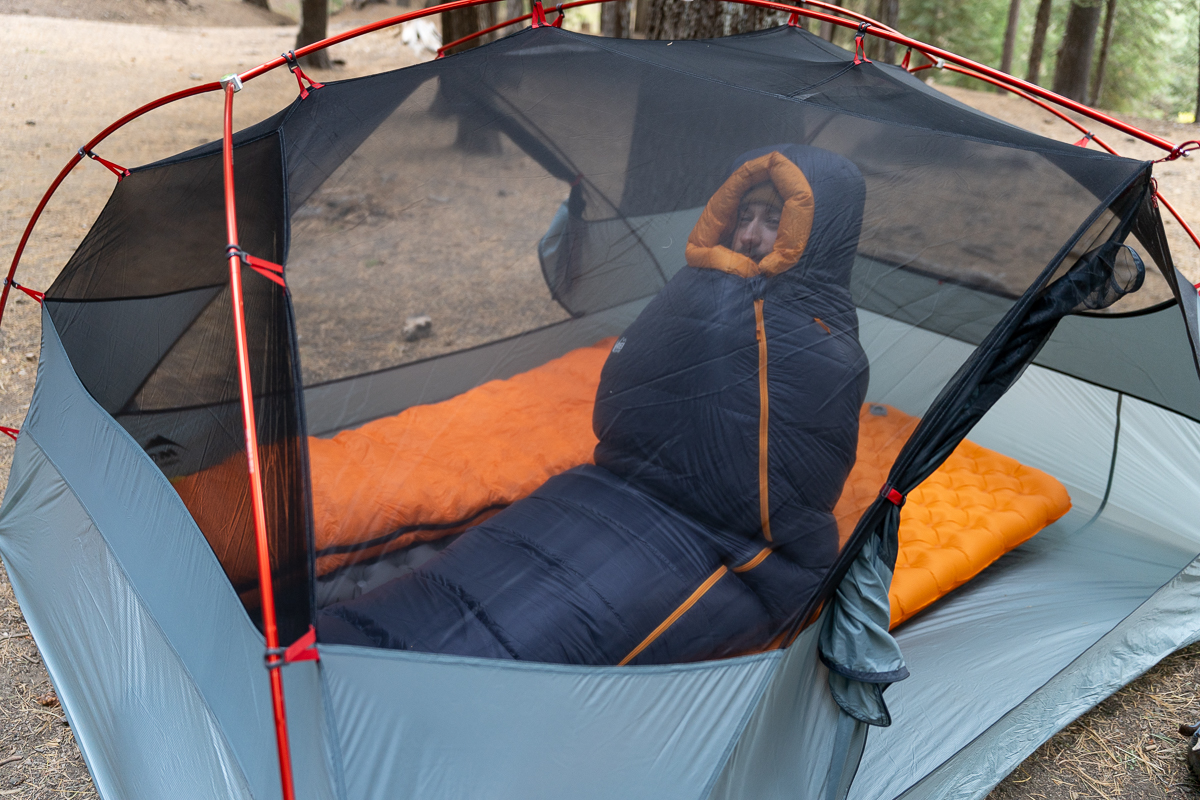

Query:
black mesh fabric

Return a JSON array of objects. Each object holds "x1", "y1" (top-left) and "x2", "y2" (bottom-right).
[
  {"x1": 39, "y1": 22, "x2": 1174, "y2": 661},
  {"x1": 45, "y1": 131, "x2": 312, "y2": 642}
]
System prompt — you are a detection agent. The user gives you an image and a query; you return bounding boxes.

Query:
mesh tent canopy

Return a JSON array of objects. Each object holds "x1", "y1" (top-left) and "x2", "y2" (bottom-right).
[{"x1": 3, "y1": 4, "x2": 1200, "y2": 799}]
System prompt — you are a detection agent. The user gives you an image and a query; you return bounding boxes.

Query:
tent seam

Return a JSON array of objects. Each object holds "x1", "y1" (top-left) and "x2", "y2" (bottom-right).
[
  {"x1": 697, "y1": 652, "x2": 787, "y2": 800},
  {"x1": 316, "y1": 641, "x2": 781, "y2": 676}
]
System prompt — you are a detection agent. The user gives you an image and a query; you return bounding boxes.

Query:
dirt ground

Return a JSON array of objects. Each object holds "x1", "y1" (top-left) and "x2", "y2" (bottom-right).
[{"x1": 3, "y1": 2, "x2": 1200, "y2": 797}]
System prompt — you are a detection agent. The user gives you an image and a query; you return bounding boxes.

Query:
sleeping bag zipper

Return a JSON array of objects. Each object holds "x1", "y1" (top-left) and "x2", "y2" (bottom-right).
[{"x1": 755, "y1": 298, "x2": 773, "y2": 543}]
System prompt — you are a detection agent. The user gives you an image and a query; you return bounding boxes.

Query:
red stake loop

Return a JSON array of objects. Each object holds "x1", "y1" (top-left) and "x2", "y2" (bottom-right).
[
  {"x1": 530, "y1": 0, "x2": 549, "y2": 27},
  {"x1": 853, "y1": 22, "x2": 872, "y2": 65},
  {"x1": 900, "y1": 47, "x2": 912, "y2": 69},
  {"x1": 881, "y1": 484, "x2": 906, "y2": 508},
  {"x1": 282, "y1": 50, "x2": 324, "y2": 100},
  {"x1": 220, "y1": 81, "x2": 299, "y2": 800},
  {"x1": 1073, "y1": 131, "x2": 1095, "y2": 148},
  {"x1": 0, "y1": 427, "x2": 18, "y2": 442},
  {"x1": 78, "y1": 148, "x2": 130, "y2": 181},
  {"x1": 3, "y1": 279, "x2": 44, "y2": 305},
  {"x1": 553, "y1": 3, "x2": 566, "y2": 26},
  {"x1": 787, "y1": 10, "x2": 802, "y2": 27}
]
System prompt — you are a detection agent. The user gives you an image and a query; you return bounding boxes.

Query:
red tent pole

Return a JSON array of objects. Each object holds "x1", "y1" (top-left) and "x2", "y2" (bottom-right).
[
  {"x1": 914, "y1": 60, "x2": 1200, "y2": 262},
  {"x1": 0, "y1": 82, "x2": 221, "y2": 330},
  {"x1": 5, "y1": 0, "x2": 1196, "y2": 331},
  {"x1": 911, "y1": 61, "x2": 1119, "y2": 153},
  {"x1": 220, "y1": 77, "x2": 298, "y2": 800}
]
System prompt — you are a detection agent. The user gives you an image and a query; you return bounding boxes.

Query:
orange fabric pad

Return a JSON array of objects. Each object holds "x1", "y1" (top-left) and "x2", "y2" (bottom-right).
[{"x1": 306, "y1": 338, "x2": 616, "y2": 574}]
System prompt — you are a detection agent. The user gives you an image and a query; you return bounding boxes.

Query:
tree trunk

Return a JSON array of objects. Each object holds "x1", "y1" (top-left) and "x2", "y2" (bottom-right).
[
  {"x1": 1000, "y1": 0, "x2": 1020, "y2": 75},
  {"x1": 632, "y1": 0, "x2": 650, "y2": 34},
  {"x1": 644, "y1": 0, "x2": 724, "y2": 40},
  {"x1": 431, "y1": 0, "x2": 503, "y2": 152},
  {"x1": 1051, "y1": 0, "x2": 1103, "y2": 102},
  {"x1": 875, "y1": 0, "x2": 900, "y2": 63},
  {"x1": 1196, "y1": 7, "x2": 1200, "y2": 123},
  {"x1": 440, "y1": 0, "x2": 499, "y2": 53},
  {"x1": 1025, "y1": 0, "x2": 1053, "y2": 84},
  {"x1": 506, "y1": 0, "x2": 523, "y2": 30},
  {"x1": 1087, "y1": 0, "x2": 1117, "y2": 106},
  {"x1": 818, "y1": 0, "x2": 842, "y2": 43},
  {"x1": 296, "y1": 0, "x2": 331, "y2": 69},
  {"x1": 601, "y1": 0, "x2": 631, "y2": 37},
  {"x1": 243, "y1": 0, "x2": 270, "y2": 9}
]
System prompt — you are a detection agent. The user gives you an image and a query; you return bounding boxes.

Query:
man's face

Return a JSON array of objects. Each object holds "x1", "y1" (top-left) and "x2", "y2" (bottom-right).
[{"x1": 732, "y1": 201, "x2": 780, "y2": 262}]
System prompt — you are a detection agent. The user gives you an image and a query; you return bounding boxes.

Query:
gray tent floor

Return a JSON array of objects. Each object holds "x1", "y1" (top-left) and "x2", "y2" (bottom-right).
[{"x1": 849, "y1": 495, "x2": 1200, "y2": 799}]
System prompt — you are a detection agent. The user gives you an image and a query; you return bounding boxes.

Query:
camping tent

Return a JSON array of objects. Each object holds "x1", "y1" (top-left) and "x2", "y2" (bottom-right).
[{"x1": 3, "y1": 3, "x2": 1200, "y2": 798}]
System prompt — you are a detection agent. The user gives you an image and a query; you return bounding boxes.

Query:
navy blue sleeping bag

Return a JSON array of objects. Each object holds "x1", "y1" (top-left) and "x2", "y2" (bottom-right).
[{"x1": 318, "y1": 145, "x2": 869, "y2": 664}]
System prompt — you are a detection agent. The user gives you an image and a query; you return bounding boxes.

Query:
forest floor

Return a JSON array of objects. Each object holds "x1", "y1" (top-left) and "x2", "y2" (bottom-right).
[{"x1": 2, "y1": 1, "x2": 1200, "y2": 797}]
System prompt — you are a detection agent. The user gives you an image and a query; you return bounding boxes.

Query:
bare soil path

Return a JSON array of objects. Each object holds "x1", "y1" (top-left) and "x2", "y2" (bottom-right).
[{"x1": 2, "y1": 5, "x2": 1200, "y2": 797}]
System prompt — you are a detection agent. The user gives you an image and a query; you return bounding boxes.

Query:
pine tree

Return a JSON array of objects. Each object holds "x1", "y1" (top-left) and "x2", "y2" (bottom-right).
[
  {"x1": 602, "y1": 0, "x2": 632, "y2": 37},
  {"x1": 1087, "y1": 0, "x2": 1117, "y2": 106},
  {"x1": 1026, "y1": 0, "x2": 1053, "y2": 83},
  {"x1": 1051, "y1": 0, "x2": 1103, "y2": 102},
  {"x1": 1001, "y1": 0, "x2": 1021, "y2": 74},
  {"x1": 440, "y1": 1, "x2": 499, "y2": 54},
  {"x1": 642, "y1": 0, "x2": 783, "y2": 40},
  {"x1": 878, "y1": 0, "x2": 901, "y2": 63},
  {"x1": 297, "y1": 0, "x2": 332, "y2": 69}
]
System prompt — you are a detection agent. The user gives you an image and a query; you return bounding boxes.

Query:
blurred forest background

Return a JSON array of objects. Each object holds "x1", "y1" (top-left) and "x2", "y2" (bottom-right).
[{"x1": 286, "y1": 0, "x2": 1200, "y2": 120}]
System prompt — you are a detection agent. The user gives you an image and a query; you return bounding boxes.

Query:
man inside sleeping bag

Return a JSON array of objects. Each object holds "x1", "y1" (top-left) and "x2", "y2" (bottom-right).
[{"x1": 318, "y1": 145, "x2": 869, "y2": 664}]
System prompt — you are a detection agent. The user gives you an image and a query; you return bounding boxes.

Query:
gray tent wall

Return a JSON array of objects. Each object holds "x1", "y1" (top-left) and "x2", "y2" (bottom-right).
[
  {"x1": 6, "y1": 288, "x2": 1200, "y2": 799},
  {"x1": 1, "y1": 309, "x2": 874, "y2": 800},
  {"x1": 0, "y1": 307, "x2": 339, "y2": 800}
]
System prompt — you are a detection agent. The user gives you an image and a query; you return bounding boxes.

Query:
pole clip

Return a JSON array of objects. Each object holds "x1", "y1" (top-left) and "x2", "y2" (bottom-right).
[
  {"x1": 220, "y1": 73, "x2": 244, "y2": 93},
  {"x1": 78, "y1": 147, "x2": 131, "y2": 181},
  {"x1": 265, "y1": 626, "x2": 320, "y2": 670},
  {"x1": 531, "y1": 0, "x2": 549, "y2": 27},
  {"x1": 226, "y1": 245, "x2": 287, "y2": 289},
  {"x1": 282, "y1": 50, "x2": 324, "y2": 100},
  {"x1": 3, "y1": 278, "x2": 44, "y2": 305},
  {"x1": 853, "y1": 22, "x2": 872, "y2": 65}
]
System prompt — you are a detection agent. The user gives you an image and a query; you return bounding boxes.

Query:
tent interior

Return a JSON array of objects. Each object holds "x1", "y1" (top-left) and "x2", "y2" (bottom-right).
[{"x1": 11, "y1": 20, "x2": 1200, "y2": 798}]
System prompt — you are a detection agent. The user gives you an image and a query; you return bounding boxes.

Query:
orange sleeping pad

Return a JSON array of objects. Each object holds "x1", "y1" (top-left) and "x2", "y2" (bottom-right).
[
  {"x1": 179, "y1": 340, "x2": 1072, "y2": 628},
  {"x1": 833, "y1": 404, "x2": 1071, "y2": 625},
  {"x1": 306, "y1": 338, "x2": 618, "y2": 574}
]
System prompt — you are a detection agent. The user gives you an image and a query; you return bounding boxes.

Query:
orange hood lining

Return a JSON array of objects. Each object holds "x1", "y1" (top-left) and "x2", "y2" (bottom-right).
[{"x1": 684, "y1": 151, "x2": 816, "y2": 279}]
